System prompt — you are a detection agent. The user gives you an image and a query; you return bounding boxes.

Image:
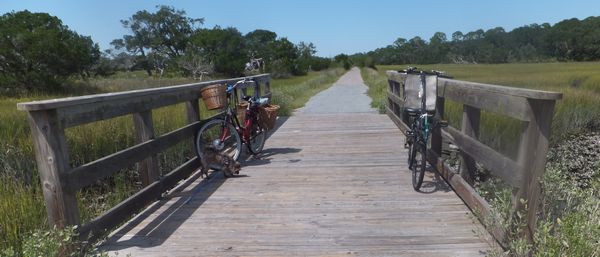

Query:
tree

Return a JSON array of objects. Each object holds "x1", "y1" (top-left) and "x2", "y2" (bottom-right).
[
  {"x1": 394, "y1": 38, "x2": 407, "y2": 48},
  {"x1": 361, "y1": 16, "x2": 600, "y2": 65},
  {"x1": 245, "y1": 30, "x2": 277, "y2": 56},
  {"x1": 0, "y1": 10, "x2": 99, "y2": 92},
  {"x1": 190, "y1": 27, "x2": 247, "y2": 76},
  {"x1": 334, "y1": 54, "x2": 352, "y2": 70},
  {"x1": 451, "y1": 31, "x2": 464, "y2": 42},
  {"x1": 178, "y1": 46, "x2": 213, "y2": 80},
  {"x1": 296, "y1": 41, "x2": 316, "y2": 74},
  {"x1": 112, "y1": 5, "x2": 203, "y2": 75}
]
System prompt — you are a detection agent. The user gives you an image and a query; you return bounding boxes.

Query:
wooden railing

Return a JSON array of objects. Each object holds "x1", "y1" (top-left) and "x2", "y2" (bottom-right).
[
  {"x1": 17, "y1": 74, "x2": 271, "y2": 240},
  {"x1": 386, "y1": 71, "x2": 562, "y2": 244}
]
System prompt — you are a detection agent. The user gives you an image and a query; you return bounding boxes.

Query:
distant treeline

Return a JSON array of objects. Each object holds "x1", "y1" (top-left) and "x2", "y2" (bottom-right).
[
  {"x1": 0, "y1": 6, "x2": 334, "y2": 93},
  {"x1": 352, "y1": 16, "x2": 600, "y2": 66}
]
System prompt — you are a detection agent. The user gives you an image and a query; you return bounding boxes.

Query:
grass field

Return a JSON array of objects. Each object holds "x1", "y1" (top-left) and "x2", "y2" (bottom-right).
[
  {"x1": 0, "y1": 68, "x2": 344, "y2": 255},
  {"x1": 362, "y1": 63, "x2": 600, "y2": 256}
]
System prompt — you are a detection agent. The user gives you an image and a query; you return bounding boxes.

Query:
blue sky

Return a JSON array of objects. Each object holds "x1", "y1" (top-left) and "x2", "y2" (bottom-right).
[{"x1": 1, "y1": 0, "x2": 599, "y2": 57}]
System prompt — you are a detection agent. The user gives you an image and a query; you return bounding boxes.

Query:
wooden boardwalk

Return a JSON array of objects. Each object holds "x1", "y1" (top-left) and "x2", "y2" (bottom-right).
[{"x1": 101, "y1": 113, "x2": 491, "y2": 256}]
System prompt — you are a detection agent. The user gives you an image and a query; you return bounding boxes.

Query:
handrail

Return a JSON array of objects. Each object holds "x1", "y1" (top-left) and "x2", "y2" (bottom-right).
[
  {"x1": 17, "y1": 74, "x2": 270, "y2": 111},
  {"x1": 386, "y1": 70, "x2": 562, "y2": 245},
  {"x1": 18, "y1": 74, "x2": 271, "y2": 241}
]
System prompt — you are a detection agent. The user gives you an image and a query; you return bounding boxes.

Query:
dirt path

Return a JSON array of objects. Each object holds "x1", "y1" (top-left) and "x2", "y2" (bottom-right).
[{"x1": 296, "y1": 67, "x2": 377, "y2": 114}]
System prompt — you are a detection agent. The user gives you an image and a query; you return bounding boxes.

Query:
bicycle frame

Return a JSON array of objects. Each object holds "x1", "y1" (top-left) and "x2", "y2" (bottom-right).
[{"x1": 218, "y1": 83, "x2": 263, "y2": 146}]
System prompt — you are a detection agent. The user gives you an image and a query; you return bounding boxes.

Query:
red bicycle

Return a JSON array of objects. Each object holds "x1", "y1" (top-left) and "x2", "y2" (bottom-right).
[{"x1": 194, "y1": 79, "x2": 268, "y2": 161}]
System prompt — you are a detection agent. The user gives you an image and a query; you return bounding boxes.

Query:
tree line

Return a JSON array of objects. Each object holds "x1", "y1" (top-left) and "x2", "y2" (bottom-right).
[
  {"x1": 0, "y1": 6, "x2": 333, "y2": 93},
  {"x1": 352, "y1": 16, "x2": 600, "y2": 65}
]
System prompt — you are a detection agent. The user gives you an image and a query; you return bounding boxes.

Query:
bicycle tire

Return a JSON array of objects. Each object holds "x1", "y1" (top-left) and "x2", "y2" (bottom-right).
[
  {"x1": 195, "y1": 119, "x2": 242, "y2": 162},
  {"x1": 246, "y1": 119, "x2": 266, "y2": 154},
  {"x1": 411, "y1": 143, "x2": 427, "y2": 191}
]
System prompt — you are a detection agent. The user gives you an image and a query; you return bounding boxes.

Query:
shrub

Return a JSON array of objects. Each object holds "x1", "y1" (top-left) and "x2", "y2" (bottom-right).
[{"x1": 0, "y1": 11, "x2": 99, "y2": 93}]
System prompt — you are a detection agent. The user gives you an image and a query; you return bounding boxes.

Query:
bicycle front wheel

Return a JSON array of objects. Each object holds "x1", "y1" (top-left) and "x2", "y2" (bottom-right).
[
  {"x1": 407, "y1": 134, "x2": 416, "y2": 166},
  {"x1": 410, "y1": 143, "x2": 427, "y2": 191},
  {"x1": 247, "y1": 119, "x2": 266, "y2": 154},
  {"x1": 195, "y1": 119, "x2": 242, "y2": 161}
]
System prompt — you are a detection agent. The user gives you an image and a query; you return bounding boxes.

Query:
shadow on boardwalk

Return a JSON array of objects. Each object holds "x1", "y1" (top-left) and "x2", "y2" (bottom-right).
[{"x1": 102, "y1": 116, "x2": 295, "y2": 251}]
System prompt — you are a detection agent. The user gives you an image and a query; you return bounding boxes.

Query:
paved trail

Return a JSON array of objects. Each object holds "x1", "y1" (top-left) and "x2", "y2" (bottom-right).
[{"x1": 296, "y1": 67, "x2": 377, "y2": 114}]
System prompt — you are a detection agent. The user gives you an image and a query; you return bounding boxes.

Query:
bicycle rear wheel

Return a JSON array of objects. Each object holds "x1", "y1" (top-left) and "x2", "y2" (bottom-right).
[
  {"x1": 246, "y1": 119, "x2": 266, "y2": 154},
  {"x1": 410, "y1": 143, "x2": 427, "y2": 191},
  {"x1": 195, "y1": 119, "x2": 242, "y2": 161}
]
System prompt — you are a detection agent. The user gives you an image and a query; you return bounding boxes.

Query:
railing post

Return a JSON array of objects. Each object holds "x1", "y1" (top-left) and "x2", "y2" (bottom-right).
[
  {"x1": 431, "y1": 97, "x2": 445, "y2": 156},
  {"x1": 253, "y1": 79, "x2": 261, "y2": 98},
  {"x1": 26, "y1": 110, "x2": 80, "y2": 228},
  {"x1": 133, "y1": 111, "x2": 160, "y2": 186},
  {"x1": 186, "y1": 99, "x2": 200, "y2": 125},
  {"x1": 186, "y1": 99, "x2": 201, "y2": 154},
  {"x1": 265, "y1": 81, "x2": 271, "y2": 95},
  {"x1": 513, "y1": 99, "x2": 556, "y2": 242},
  {"x1": 459, "y1": 105, "x2": 481, "y2": 185}
]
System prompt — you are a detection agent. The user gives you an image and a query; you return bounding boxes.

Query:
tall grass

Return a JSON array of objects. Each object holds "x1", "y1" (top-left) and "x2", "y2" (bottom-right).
[{"x1": 0, "y1": 68, "x2": 344, "y2": 255}]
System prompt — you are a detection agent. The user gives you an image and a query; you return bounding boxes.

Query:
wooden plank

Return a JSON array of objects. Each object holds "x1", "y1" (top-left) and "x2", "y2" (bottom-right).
[
  {"x1": 17, "y1": 74, "x2": 270, "y2": 111},
  {"x1": 443, "y1": 126, "x2": 521, "y2": 187},
  {"x1": 437, "y1": 77, "x2": 562, "y2": 100},
  {"x1": 387, "y1": 70, "x2": 561, "y2": 101},
  {"x1": 459, "y1": 105, "x2": 481, "y2": 185},
  {"x1": 437, "y1": 80, "x2": 532, "y2": 121},
  {"x1": 79, "y1": 157, "x2": 200, "y2": 241},
  {"x1": 512, "y1": 99, "x2": 556, "y2": 241},
  {"x1": 57, "y1": 89, "x2": 201, "y2": 128},
  {"x1": 386, "y1": 70, "x2": 407, "y2": 84},
  {"x1": 64, "y1": 115, "x2": 219, "y2": 190},
  {"x1": 101, "y1": 113, "x2": 493, "y2": 256},
  {"x1": 26, "y1": 110, "x2": 80, "y2": 227},
  {"x1": 387, "y1": 90, "x2": 404, "y2": 107},
  {"x1": 133, "y1": 111, "x2": 160, "y2": 187}
]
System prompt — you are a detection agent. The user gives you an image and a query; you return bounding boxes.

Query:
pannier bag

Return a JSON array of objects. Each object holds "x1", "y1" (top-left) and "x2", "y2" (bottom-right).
[{"x1": 403, "y1": 74, "x2": 437, "y2": 113}]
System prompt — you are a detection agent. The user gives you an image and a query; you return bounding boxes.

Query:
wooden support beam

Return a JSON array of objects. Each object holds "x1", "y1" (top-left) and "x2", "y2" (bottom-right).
[
  {"x1": 186, "y1": 99, "x2": 201, "y2": 155},
  {"x1": 134, "y1": 111, "x2": 160, "y2": 187},
  {"x1": 26, "y1": 110, "x2": 80, "y2": 228},
  {"x1": 64, "y1": 119, "x2": 212, "y2": 191},
  {"x1": 513, "y1": 99, "x2": 556, "y2": 242},
  {"x1": 431, "y1": 97, "x2": 445, "y2": 156},
  {"x1": 459, "y1": 105, "x2": 481, "y2": 185},
  {"x1": 443, "y1": 127, "x2": 521, "y2": 187}
]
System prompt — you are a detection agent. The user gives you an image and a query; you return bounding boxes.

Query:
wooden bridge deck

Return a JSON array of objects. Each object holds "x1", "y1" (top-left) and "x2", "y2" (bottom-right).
[{"x1": 101, "y1": 113, "x2": 491, "y2": 256}]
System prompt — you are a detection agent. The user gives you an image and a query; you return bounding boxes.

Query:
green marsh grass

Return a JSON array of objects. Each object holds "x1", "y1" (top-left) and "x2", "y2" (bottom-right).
[{"x1": 0, "y1": 68, "x2": 343, "y2": 255}]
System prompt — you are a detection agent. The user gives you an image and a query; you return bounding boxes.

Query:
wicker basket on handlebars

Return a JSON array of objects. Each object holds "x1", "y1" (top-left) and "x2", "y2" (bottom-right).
[
  {"x1": 200, "y1": 84, "x2": 227, "y2": 110},
  {"x1": 258, "y1": 104, "x2": 280, "y2": 130}
]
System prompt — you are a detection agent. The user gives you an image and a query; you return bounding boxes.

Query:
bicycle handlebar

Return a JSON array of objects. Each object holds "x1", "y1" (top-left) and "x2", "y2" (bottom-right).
[
  {"x1": 400, "y1": 67, "x2": 453, "y2": 78},
  {"x1": 227, "y1": 79, "x2": 256, "y2": 93}
]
